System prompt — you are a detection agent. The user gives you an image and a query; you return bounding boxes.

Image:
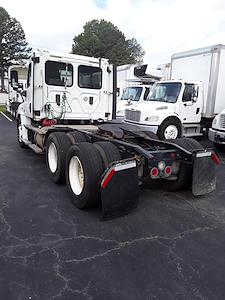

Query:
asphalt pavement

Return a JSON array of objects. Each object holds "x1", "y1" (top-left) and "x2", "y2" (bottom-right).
[{"x1": 0, "y1": 113, "x2": 225, "y2": 300}]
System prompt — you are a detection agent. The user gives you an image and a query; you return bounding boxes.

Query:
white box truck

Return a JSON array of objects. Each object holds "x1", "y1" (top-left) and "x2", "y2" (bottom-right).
[
  {"x1": 16, "y1": 49, "x2": 219, "y2": 217},
  {"x1": 116, "y1": 64, "x2": 160, "y2": 118},
  {"x1": 124, "y1": 44, "x2": 225, "y2": 139}
]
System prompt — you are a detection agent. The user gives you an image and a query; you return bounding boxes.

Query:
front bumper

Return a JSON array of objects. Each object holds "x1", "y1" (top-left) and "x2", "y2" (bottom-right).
[
  {"x1": 123, "y1": 120, "x2": 158, "y2": 134},
  {"x1": 208, "y1": 128, "x2": 225, "y2": 144}
]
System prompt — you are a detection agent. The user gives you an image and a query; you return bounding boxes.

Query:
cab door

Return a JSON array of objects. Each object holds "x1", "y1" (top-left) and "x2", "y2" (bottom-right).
[{"x1": 179, "y1": 83, "x2": 202, "y2": 124}]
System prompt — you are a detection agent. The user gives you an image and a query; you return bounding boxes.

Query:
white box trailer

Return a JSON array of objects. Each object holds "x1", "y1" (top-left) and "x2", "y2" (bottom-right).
[{"x1": 170, "y1": 44, "x2": 225, "y2": 118}]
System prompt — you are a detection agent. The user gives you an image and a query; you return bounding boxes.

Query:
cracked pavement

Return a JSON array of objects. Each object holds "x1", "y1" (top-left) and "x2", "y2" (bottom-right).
[{"x1": 1, "y1": 114, "x2": 225, "y2": 300}]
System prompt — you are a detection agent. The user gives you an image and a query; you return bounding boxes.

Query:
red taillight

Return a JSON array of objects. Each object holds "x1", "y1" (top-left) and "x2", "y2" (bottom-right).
[
  {"x1": 165, "y1": 166, "x2": 172, "y2": 176},
  {"x1": 211, "y1": 153, "x2": 221, "y2": 165},
  {"x1": 42, "y1": 118, "x2": 57, "y2": 127},
  {"x1": 150, "y1": 167, "x2": 159, "y2": 178}
]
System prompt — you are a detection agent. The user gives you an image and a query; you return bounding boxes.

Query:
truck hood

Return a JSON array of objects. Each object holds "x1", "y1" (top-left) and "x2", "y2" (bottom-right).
[
  {"x1": 127, "y1": 101, "x2": 175, "y2": 114},
  {"x1": 124, "y1": 101, "x2": 176, "y2": 125}
]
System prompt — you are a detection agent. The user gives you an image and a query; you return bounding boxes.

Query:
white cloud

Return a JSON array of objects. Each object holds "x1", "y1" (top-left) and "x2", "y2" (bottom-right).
[{"x1": 1, "y1": 0, "x2": 225, "y2": 66}]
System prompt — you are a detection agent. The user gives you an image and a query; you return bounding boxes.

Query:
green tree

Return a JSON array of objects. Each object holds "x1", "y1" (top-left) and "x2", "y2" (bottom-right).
[
  {"x1": 0, "y1": 7, "x2": 31, "y2": 91},
  {"x1": 72, "y1": 19, "x2": 145, "y2": 65}
]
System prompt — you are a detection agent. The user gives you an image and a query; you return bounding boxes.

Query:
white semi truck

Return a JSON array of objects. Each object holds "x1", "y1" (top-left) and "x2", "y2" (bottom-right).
[
  {"x1": 7, "y1": 65, "x2": 28, "y2": 117},
  {"x1": 116, "y1": 64, "x2": 160, "y2": 118},
  {"x1": 124, "y1": 44, "x2": 225, "y2": 139},
  {"x1": 16, "y1": 49, "x2": 219, "y2": 217}
]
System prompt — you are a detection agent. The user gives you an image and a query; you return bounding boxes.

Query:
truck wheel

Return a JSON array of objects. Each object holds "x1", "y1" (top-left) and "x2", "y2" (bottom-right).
[
  {"x1": 66, "y1": 131, "x2": 89, "y2": 144},
  {"x1": 162, "y1": 138, "x2": 204, "y2": 191},
  {"x1": 17, "y1": 117, "x2": 27, "y2": 148},
  {"x1": 46, "y1": 132, "x2": 71, "y2": 183},
  {"x1": 66, "y1": 143, "x2": 104, "y2": 209},
  {"x1": 158, "y1": 119, "x2": 181, "y2": 140},
  {"x1": 94, "y1": 141, "x2": 121, "y2": 167}
]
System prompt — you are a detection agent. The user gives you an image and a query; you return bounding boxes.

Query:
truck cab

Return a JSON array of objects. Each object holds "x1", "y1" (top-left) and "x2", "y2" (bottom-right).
[
  {"x1": 116, "y1": 84, "x2": 151, "y2": 118},
  {"x1": 18, "y1": 49, "x2": 115, "y2": 125},
  {"x1": 124, "y1": 80, "x2": 203, "y2": 139}
]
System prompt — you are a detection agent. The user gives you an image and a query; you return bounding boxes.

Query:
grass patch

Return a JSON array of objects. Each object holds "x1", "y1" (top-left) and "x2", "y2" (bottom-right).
[{"x1": 0, "y1": 105, "x2": 6, "y2": 112}]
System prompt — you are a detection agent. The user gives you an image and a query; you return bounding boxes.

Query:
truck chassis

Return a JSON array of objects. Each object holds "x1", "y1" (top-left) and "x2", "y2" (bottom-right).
[{"x1": 17, "y1": 119, "x2": 219, "y2": 218}]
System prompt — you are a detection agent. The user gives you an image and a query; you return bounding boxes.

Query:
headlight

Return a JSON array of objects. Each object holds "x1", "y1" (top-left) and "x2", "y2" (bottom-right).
[
  {"x1": 145, "y1": 116, "x2": 159, "y2": 122},
  {"x1": 212, "y1": 117, "x2": 218, "y2": 126}
]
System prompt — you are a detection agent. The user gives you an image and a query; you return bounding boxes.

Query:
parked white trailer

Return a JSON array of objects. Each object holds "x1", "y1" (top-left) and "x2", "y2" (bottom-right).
[
  {"x1": 124, "y1": 44, "x2": 225, "y2": 139},
  {"x1": 16, "y1": 49, "x2": 219, "y2": 217},
  {"x1": 116, "y1": 64, "x2": 160, "y2": 118},
  {"x1": 7, "y1": 65, "x2": 28, "y2": 117}
]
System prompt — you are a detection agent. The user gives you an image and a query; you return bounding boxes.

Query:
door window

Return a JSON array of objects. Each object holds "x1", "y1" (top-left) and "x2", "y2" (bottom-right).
[
  {"x1": 78, "y1": 65, "x2": 102, "y2": 89},
  {"x1": 182, "y1": 84, "x2": 198, "y2": 102}
]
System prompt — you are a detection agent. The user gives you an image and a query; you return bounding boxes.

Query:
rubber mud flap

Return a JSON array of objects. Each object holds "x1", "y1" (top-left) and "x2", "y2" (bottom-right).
[
  {"x1": 100, "y1": 160, "x2": 139, "y2": 219},
  {"x1": 192, "y1": 155, "x2": 216, "y2": 196}
]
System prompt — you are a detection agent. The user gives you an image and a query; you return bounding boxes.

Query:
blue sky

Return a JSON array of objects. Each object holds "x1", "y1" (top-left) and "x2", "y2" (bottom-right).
[
  {"x1": 93, "y1": 0, "x2": 107, "y2": 9},
  {"x1": 1, "y1": 0, "x2": 225, "y2": 66}
]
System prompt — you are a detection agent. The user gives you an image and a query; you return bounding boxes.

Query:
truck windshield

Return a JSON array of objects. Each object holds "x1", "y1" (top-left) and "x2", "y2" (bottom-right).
[
  {"x1": 148, "y1": 82, "x2": 182, "y2": 103},
  {"x1": 121, "y1": 87, "x2": 142, "y2": 101}
]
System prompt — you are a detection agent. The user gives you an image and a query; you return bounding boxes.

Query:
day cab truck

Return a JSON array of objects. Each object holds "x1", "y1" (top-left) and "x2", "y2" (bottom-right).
[
  {"x1": 124, "y1": 44, "x2": 225, "y2": 140},
  {"x1": 16, "y1": 49, "x2": 219, "y2": 218},
  {"x1": 116, "y1": 64, "x2": 160, "y2": 118},
  {"x1": 7, "y1": 64, "x2": 28, "y2": 117}
]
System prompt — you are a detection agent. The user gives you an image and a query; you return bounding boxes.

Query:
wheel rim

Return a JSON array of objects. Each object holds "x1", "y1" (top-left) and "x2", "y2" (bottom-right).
[
  {"x1": 69, "y1": 156, "x2": 84, "y2": 195},
  {"x1": 48, "y1": 142, "x2": 58, "y2": 173},
  {"x1": 164, "y1": 125, "x2": 178, "y2": 139}
]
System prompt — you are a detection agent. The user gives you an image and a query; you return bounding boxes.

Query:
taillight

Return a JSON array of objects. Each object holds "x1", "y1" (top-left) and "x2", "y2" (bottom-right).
[
  {"x1": 164, "y1": 166, "x2": 172, "y2": 177},
  {"x1": 150, "y1": 167, "x2": 159, "y2": 178},
  {"x1": 42, "y1": 118, "x2": 57, "y2": 127}
]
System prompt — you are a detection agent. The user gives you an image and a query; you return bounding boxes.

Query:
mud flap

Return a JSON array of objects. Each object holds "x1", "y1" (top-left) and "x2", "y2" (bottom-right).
[
  {"x1": 192, "y1": 152, "x2": 216, "y2": 196},
  {"x1": 100, "y1": 159, "x2": 139, "y2": 219}
]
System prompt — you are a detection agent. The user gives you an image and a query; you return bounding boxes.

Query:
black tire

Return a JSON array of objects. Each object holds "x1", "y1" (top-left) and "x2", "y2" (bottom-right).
[
  {"x1": 17, "y1": 117, "x2": 27, "y2": 148},
  {"x1": 158, "y1": 119, "x2": 182, "y2": 140},
  {"x1": 66, "y1": 143, "x2": 104, "y2": 209},
  {"x1": 46, "y1": 132, "x2": 71, "y2": 183},
  {"x1": 66, "y1": 131, "x2": 89, "y2": 144},
  {"x1": 162, "y1": 138, "x2": 204, "y2": 191},
  {"x1": 94, "y1": 141, "x2": 121, "y2": 167}
]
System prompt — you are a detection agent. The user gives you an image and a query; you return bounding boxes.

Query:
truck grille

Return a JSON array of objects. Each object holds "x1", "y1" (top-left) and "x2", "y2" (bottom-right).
[
  {"x1": 220, "y1": 114, "x2": 225, "y2": 128},
  {"x1": 125, "y1": 109, "x2": 141, "y2": 122}
]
